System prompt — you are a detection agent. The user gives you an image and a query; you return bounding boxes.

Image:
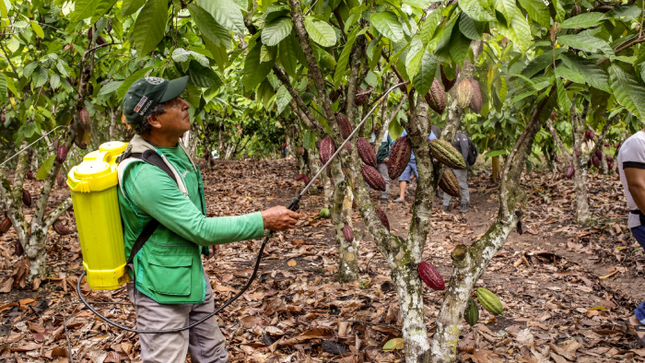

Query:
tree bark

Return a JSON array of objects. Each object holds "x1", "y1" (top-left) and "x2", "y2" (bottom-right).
[{"x1": 570, "y1": 101, "x2": 591, "y2": 224}]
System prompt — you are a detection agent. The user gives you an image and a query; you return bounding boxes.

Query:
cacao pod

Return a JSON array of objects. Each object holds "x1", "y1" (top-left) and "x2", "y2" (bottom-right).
[
  {"x1": 57, "y1": 172, "x2": 66, "y2": 187},
  {"x1": 357, "y1": 137, "x2": 377, "y2": 168},
  {"x1": 362, "y1": 165, "x2": 386, "y2": 191},
  {"x1": 23, "y1": 189, "x2": 32, "y2": 207},
  {"x1": 595, "y1": 149, "x2": 602, "y2": 159},
  {"x1": 26, "y1": 171, "x2": 35, "y2": 180},
  {"x1": 337, "y1": 113, "x2": 353, "y2": 139},
  {"x1": 296, "y1": 174, "x2": 306, "y2": 181},
  {"x1": 465, "y1": 298, "x2": 479, "y2": 327},
  {"x1": 456, "y1": 79, "x2": 474, "y2": 109},
  {"x1": 425, "y1": 78, "x2": 446, "y2": 115},
  {"x1": 343, "y1": 225, "x2": 354, "y2": 242},
  {"x1": 346, "y1": 143, "x2": 351, "y2": 152},
  {"x1": 329, "y1": 89, "x2": 340, "y2": 103},
  {"x1": 281, "y1": 143, "x2": 286, "y2": 149},
  {"x1": 56, "y1": 145, "x2": 68, "y2": 164},
  {"x1": 375, "y1": 206, "x2": 390, "y2": 231},
  {"x1": 606, "y1": 155, "x2": 612, "y2": 162},
  {"x1": 53, "y1": 220, "x2": 71, "y2": 235},
  {"x1": 429, "y1": 139, "x2": 466, "y2": 169},
  {"x1": 298, "y1": 146, "x2": 304, "y2": 155},
  {"x1": 615, "y1": 141, "x2": 621, "y2": 148},
  {"x1": 355, "y1": 90, "x2": 370, "y2": 106},
  {"x1": 14, "y1": 240, "x2": 23, "y2": 257},
  {"x1": 303, "y1": 175, "x2": 310, "y2": 184},
  {"x1": 319, "y1": 208, "x2": 330, "y2": 218},
  {"x1": 204, "y1": 150, "x2": 210, "y2": 159},
  {"x1": 388, "y1": 136, "x2": 412, "y2": 179},
  {"x1": 592, "y1": 155, "x2": 600, "y2": 168},
  {"x1": 587, "y1": 160, "x2": 591, "y2": 169},
  {"x1": 440, "y1": 64, "x2": 459, "y2": 92},
  {"x1": 604, "y1": 142, "x2": 610, "y2": 147},
  {"x1": 550, "y1": 111, "x2": 557, "y2": 121},
  {"x1": 565, "y1": 165, "x2": 574, "y2": 179},
  {"x1": 417, "y1": 261, "x2": 445, "y2": 290},
  {"x1": 476, "y1": 288, "x2": 503, "y2": 315},
  {"x1": 0, "y1": 218, "x2": 11, "y2": 235},
  {"x1": 608, "y1": 161, "x2": 614, "y2": 169},
  {"x1": 574, "y1": 149, "x2": 580, "y2": 158},
  {"x1": 399, "y1": 83, "x2": 408, "y2": 94},
  {"x1": 573, "y1": 3, "x2": 581, "y2": 15},
  {"x1": 0, "y1": 114, "x2": 5, "y2": 123},
  {"x1": 438, "y1": 168, "x2": 461, "y2": 198},
  {"x1": 319, "y1": 137, "x2": 336, "y2": 165},
  {"x1": 469, "y1": 79, "x2": 482, "y2": 114},
  {"x1": 585, "y1": 129, "x2": 594, "y2": 141},
  {"x1": 79, "y1": 108, "x2": 91, "y2": 127}
]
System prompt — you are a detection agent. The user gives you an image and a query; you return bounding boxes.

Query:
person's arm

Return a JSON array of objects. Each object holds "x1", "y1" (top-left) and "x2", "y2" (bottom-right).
[
  {"x1": 126, "y1": 165, "x2": 297, "y2": 246},
  {"x1": 625, "y1": 167, "x2": 645, "y2": 212}
]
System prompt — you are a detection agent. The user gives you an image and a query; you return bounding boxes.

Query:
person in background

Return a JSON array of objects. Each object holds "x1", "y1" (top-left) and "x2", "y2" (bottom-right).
[
  {"x1": 442, "y1": 131, "x2": 473, "y2": 213},
  {"x1": 394, "y1": 127, "x2": 440, "y2": 203},
  {"x1": 618, "y1": 127, "x2": 645, "y2": 346},
  {"x1": 372, "y1": 124, "x2": 394, "y2": 204}
]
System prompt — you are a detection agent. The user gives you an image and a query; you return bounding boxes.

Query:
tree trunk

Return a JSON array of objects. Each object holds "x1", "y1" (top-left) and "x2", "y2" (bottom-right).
[
  {"x1": 571, "y1": 101, "x2": 591, "y2": 224},
  {"x1": 491, "y1": 156, "x2": 500, "y2": 181},
  {"x1": 336, "y1": 186, "x2": 360, "y2": 281}
]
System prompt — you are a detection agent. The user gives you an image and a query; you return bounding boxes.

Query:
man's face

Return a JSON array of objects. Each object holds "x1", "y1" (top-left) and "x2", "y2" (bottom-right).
[{"x1": 154, "y1": 97, "x2": 191, "y2": 137}]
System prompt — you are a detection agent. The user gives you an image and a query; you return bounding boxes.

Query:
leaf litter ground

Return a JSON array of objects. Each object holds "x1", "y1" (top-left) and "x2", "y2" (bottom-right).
[{"x1": 1, "y1": 157, "x2": 644, "y2": 362}]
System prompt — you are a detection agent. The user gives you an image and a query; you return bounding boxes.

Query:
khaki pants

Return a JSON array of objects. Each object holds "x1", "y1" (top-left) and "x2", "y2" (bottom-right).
[{"x1": 127, "y1": 272, "x2": 228, "y2": 363}]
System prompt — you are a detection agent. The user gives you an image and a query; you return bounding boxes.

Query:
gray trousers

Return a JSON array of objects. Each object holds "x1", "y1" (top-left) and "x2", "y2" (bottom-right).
[
  {"x1": 442, "y1": 168, "x2": 469, "y2": 206},
  {"x1": 127, "y1": 272, "x2": 228, "y2": 363},
  {"x1": 377, "y1": 162, "x2": 390, "y2": 199}
]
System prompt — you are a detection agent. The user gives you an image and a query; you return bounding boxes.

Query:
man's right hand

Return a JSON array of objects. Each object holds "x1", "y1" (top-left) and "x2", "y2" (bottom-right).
[{"x1": 261, "y1": 206, "x2": 299, "y2": 231}]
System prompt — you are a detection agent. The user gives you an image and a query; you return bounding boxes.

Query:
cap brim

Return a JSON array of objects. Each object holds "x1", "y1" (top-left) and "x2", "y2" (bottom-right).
[{"x1": 160, "y1": 76, "x2": 189, "y2": 103}]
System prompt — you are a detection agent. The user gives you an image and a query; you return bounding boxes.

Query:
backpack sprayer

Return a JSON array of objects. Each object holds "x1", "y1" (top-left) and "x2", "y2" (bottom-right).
[{"x1": 3, "y1": 82, "x2": 406, "y2": 334}]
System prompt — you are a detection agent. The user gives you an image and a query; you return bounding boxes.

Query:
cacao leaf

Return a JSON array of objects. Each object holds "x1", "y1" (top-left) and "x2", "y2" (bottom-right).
[
  {"x1": 304, "y1": 16, "x2": 336, "y2": 47},
  {"x1": 132, "y1": 0, "x2": 168, "y2": 57},
  {"x1": 370, "y1": 11, "x2": 404, "y2": 43},
  {"x1": 36, "y1": 156, "x2": 56, "y2": 180}
]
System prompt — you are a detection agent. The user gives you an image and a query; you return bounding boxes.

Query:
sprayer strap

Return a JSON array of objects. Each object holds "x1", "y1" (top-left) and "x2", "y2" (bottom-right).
[{"x1": 125, "y1": 150, "x2": 179, "y2": 265}]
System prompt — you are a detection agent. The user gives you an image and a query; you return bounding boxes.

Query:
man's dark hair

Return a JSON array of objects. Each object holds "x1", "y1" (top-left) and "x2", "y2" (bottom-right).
[{"x1": 133, "y1": 103, "x2": 166, "y2": 136}]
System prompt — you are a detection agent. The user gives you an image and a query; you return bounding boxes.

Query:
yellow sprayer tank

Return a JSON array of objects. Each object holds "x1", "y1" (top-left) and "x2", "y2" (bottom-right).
[{"x1": 67, "y1": 141, "x2": 130, "y2": 290}]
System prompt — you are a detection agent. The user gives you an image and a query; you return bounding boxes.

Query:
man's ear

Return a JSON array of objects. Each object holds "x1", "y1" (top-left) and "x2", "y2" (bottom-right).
[{"x1": 147, "y1": 115, "x2": 161, "y2": 129}]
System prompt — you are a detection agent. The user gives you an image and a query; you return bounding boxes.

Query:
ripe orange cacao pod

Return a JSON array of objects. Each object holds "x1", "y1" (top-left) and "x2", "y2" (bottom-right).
[
  {"x1": 53, "y1": 220, "x2": 71, "y2": 235},
  {"x1": 429, "y1": 139, "x2": 466, "y2": 169},
  {"x1": 362, "y1": 165, "x2": 386, "y2": 191},
  {"x1": 425, "y1": 78, "x2": 446, "y2": 115},
  {"x1": 319, "y1": 137, "x2": 336, "y2": 165},
  {"x1": 355, "y1": 90, "x2": 370, "y2": 106},
  {"x1": 23, "y1": 189, "x2": 32, "y2": 207},
  {"x1": 337, "y1": 113, "x2": 353, "y2": 139},
  {"x1": 56, "y1": 145, "x2": 68, "y2": 164},
  {"x1": 357, "y1": 137, "x2": 377, "y2": 168},
  {"x1": 469, "y1": 79, "x2": 482, "y2": 114},
  {"x1": 565, "y1": 165, "x2": 574, "y2": 179},
  {"x1": 0, "y1": 218, "x2": 11, "y2": 235},
  {"x1": 456, "y1": 79, "x2": 474, "y2": 109},
  {"x1": 388, "y1": 136, "x2": 412, "y2": 179},
  {"x1": 438, "y1": 168, "x2": 461, "y2": 198},
  {"x1": 375, "y1": 206, "x2": 390, "y2": 231},
  {"x1": 343, "y1": 225, "x2": 354, "y2": 242},
  {"x1": 440, "y1": 64, "x2": 459, "y2": 91},
  {"x1": 417, "y1": 261, "x2": 445, "y2": 290}
]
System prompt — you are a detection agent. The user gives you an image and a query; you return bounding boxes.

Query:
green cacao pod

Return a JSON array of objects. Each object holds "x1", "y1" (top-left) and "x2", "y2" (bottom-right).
[
  {"x1": 375, "y1": 206, "x2": 390, "y2": 231},
  {"x1": 429, "y1": 139, "x2": 466, "y2": 169},
  {"x1": 440, "y1": 64, "x2": 459, "y2": 92},
  {"x1": 456, "y1": 79, "x2": 474, "y2": 109},
  {"x1": 319, "y1": 137, "x2": 336, "y2": 165},
  {"x1": 438, "y1": 168, "x2": 460, "y2": 198},
  {"x1": 469, "y1": 79, "x2": 482, "y2": 114},
  {"x1": 465, "y1": 298, "x2": 479, "y2": 327},
  {"x1": 476, "y1": 288, "x2": 503, "y2": 315},
  {"x1": 362, "y1": 165, "x2": 386, "y2": 191},
  {"x1": 388, "y1": 136, "x2": 412, "y2": 179},
  {"x1": 343, "y1": 225, "x2": 354, "y2": 242},
  {"x1": 357, "y1": 137, "x2": 377, "y2": 168},
  {"x1": 425, "y1": 78, "x2": 446, "y2": 115},
  {"x1": 0, "y1": 218, "x2": 11, "y2": 235},
  {"x1": 319, "y1": 208, "x2": 330, "y2": 218},
  {"x1": 337, "y1": 113, "x2": 353, "y2": 139},
  {"x1": 417, "y1": 261, "x2": 445, "y2": 290}
]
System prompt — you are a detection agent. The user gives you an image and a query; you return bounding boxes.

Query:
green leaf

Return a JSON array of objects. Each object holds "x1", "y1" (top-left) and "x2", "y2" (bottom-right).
[
  {"x1": 188, "y1": 4, "x2": 232, "y2": 49},
  {"x1": 333, "y1": 27, "x2": 359, "y2": 87},
  {"x1": 122, "y1": 0, "x2": 146, "y2": 17},
  {"x1": 33, "y1": 66, "x2": 48, "y2": 88},
  {"x1": 494, "y1": 10, "x2": 531, "y2": 53},
  {"x1": 71, "y1": 0, "x2": 95, "y2": 22},
  {"x1": 421, "y1": 9, "x2": 442, "y2": 44},
  {"x1": 559, "y1": 12, "x2": 604, "y2": 29},
  {"x1": 172, "y1": 48, "x2": 191, "y2": 63},
  {"x1": 552, "y1": 0, "x2": 565, "y2": 22},
  {"x1": 0, "y1": 73, "x2": 7, "y2": 104},
  {"x1": 197, "y1": 0, "x2": 245, "y2": 33},
  {"x1": 558, "y1": 35, "x2": 612, "y2": 56},
  {"x1": 132, "y1": 0, "x2": 168, "y2": 57},
  {"x1": 448, "y1": 29, "x2": 471, "y2": 65},
  {"x1": 405, "y1": 36, "x2": 425, "y2": 79},
  {"x1": 600, "y1": 4, "x2": 641, "y2": 21},
  {"x1": 242, "y1": 43, "x2": 275, "y2": 91},
  {"x1": 30, "y1": 21, "x2": 44, "y2": 38},
  {"x1": 560, "y1": 53, "x2": 609, "y2": 92},
  {"x1": 260, "y1": 45, "x2": 277, "y2": 63},
  {"x1": 36, "y1": 156, "x2": 56, "y2": 180},
  {"x1": 262, "y1": 16, "x2": 293, "y2": 47},
  {"x1": 609, "y1": 64, "x2": 645, "y2": 119},
  {"x1": 275, "y1": 85, "x2": 292, "y2": 114},
  {"x1": 459, "y1": 13, "x2": 484, "y2": 40},
  {"x1": 555, "y1": 65, "x2": 585, "y2": 84},
  {"x1": 371, "y1": 11, "x2": 404, "y2": 43},
  {"x1": 485, "y1": 149, "x2": 507, "y2": 157},
  {"x1": 556, "y1": 78, "x2": 571, "y2": 113},
  {"x1": 92, "y1": 0, "x2": 118, "y2": 22},
  {"x1": 117, "y1": 67, "x2": 153, "y2": 100},
  {"x1": 520, "y1": 48, "x2": 565, "y2": 78},
  {"x1": 303, "y1": 130, "x2": 315, "y2": 150},
  {"x1": 98, "y1": 80, "x2": 124, "y2": 97},
  {"x1": 492, "y1": 0, "x2": 516, "y2": 24},
  {"x1": 278, "y1": 40, "x2": 297, "y2": 78},
  {"x1": 50, "y1": 74, "x2": 61, "y2": 90},
  {"x1": 304, "y1": 16, "x2": 337, "y2": 47},
  {"x1": 383, "y1": 338, "x2": 404, "y2": 351},
  {"x1": 458, "y1": 0, "x2": 495, "y2": 22},
  {"x1": 402, "y1": 0, "x2": 430, "y2": 8},
  {"x1": 412, "y1": 51, "x2": 437, "y2": 96},
  {"x1": 24, "y1": 62, "x2": 38, "y2": 78},
  {"x1": 56, "y1": 59, "x2": 70, "y2": 78},
  {"x1": 517, "y1": 0, "x2": 549, "y2": 28},
  {"x1": 188, "y1": 61, "x2": 223, "y2": 88}
]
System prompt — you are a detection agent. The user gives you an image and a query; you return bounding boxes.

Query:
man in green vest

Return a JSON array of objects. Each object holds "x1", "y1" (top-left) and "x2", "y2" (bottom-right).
[{"x1": 119, "y1": 76, "x2": 299, "y2": 363}]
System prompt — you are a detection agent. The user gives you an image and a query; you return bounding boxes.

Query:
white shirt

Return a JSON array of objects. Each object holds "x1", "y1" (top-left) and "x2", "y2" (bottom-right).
[{"x1": 618, "y1": 131, "x2": 645, "y2": 228}]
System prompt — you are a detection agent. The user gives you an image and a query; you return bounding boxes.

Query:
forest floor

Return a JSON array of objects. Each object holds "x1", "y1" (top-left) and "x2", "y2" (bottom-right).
[{"x1": 1, "y1": 156, "x2": 645, "y2": 363}]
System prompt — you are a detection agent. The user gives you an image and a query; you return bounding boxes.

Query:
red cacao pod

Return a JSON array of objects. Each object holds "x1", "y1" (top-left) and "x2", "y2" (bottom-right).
[
  {"x1": 574, "y1": 149, "x2": 580, "y2": 158},
  {"x1": 375, "y1": 206, "x2": 390, "y2": 231},
  {"x1": 357, "y1": 137, "x2": 377, "y2": 168},
  {"x1": 440, "y1": 64, "x2": 459, "y2": 92},
  {"x1": 388, "y1": 136, "x2": 412, "y2": 179},
  {"x1": 362, "y1": 165, "x2": 386, "y2": 191},
  {"x1": 53, "y1": 220, "x2": 71, "y2": 235},
  {"x1": 615, "y1": 141, "x2": 621, "y2": 148},
  {"x1": 329, "y1": 89, "x2": 340, "y2": 103},
  {"x1": 56, "y1": 145, "x2": 68, "y2": 164},
  {"x1": 565, "y1": 165, "x2": 574, "y2": 179},
  {"x1": 606, "y1": 155, "x2": 613, "y2": 162},
  {"x1": 469, "y1": 79, "x2": 482, "y2": 114},
  {"x1": 355, "y1": 90, "x2": 370, "y2": 106},
  {"x1": 592, "y1": 155, "x2": 600, "y2": 168},
  {"x1": 319, "y1": 137, "x2": 336, "y2": 165},
  {"x1": 57, "y1": 172, "x2": 66, "y2": 187},
  {"x1": 608, "y1": 161, "x2": 614, "y2": 169},
  {"x1": 343, "y1": 225, "x2": 354, "y2": 242},
  {"x1": 22, "y1": 189, "x2": 32, "y2": 207},
  {"x1": 26, "y1": 171, "x2": 35, "y2": 180},
  {"x1": 296, "y1": 174, "x2": 306, "y2": 181},
  {"x1": 425, "y1": 78, "x2": 446, "y2": 115},
  {"x1": 604, "y1": 142, "x2": 610, "y2": 147},
  {"x1": 585, "y1": 130, "x2": 594, "y2": 141},
  {"x1": 595, "y1": 150, "x2": 602, "y2": 159},
  {"x1": 438, "y1": 168, "x2": 461, "y2": 198},
  {"x1": 337, "y1": 113, "x2": 353, "y2": 139},
  {"x1": 0, "y1": 218, "x2": 11, "y2": 235},
  {"x1": 417, "y1": 261, "x2": 445, "y2": 290}
]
